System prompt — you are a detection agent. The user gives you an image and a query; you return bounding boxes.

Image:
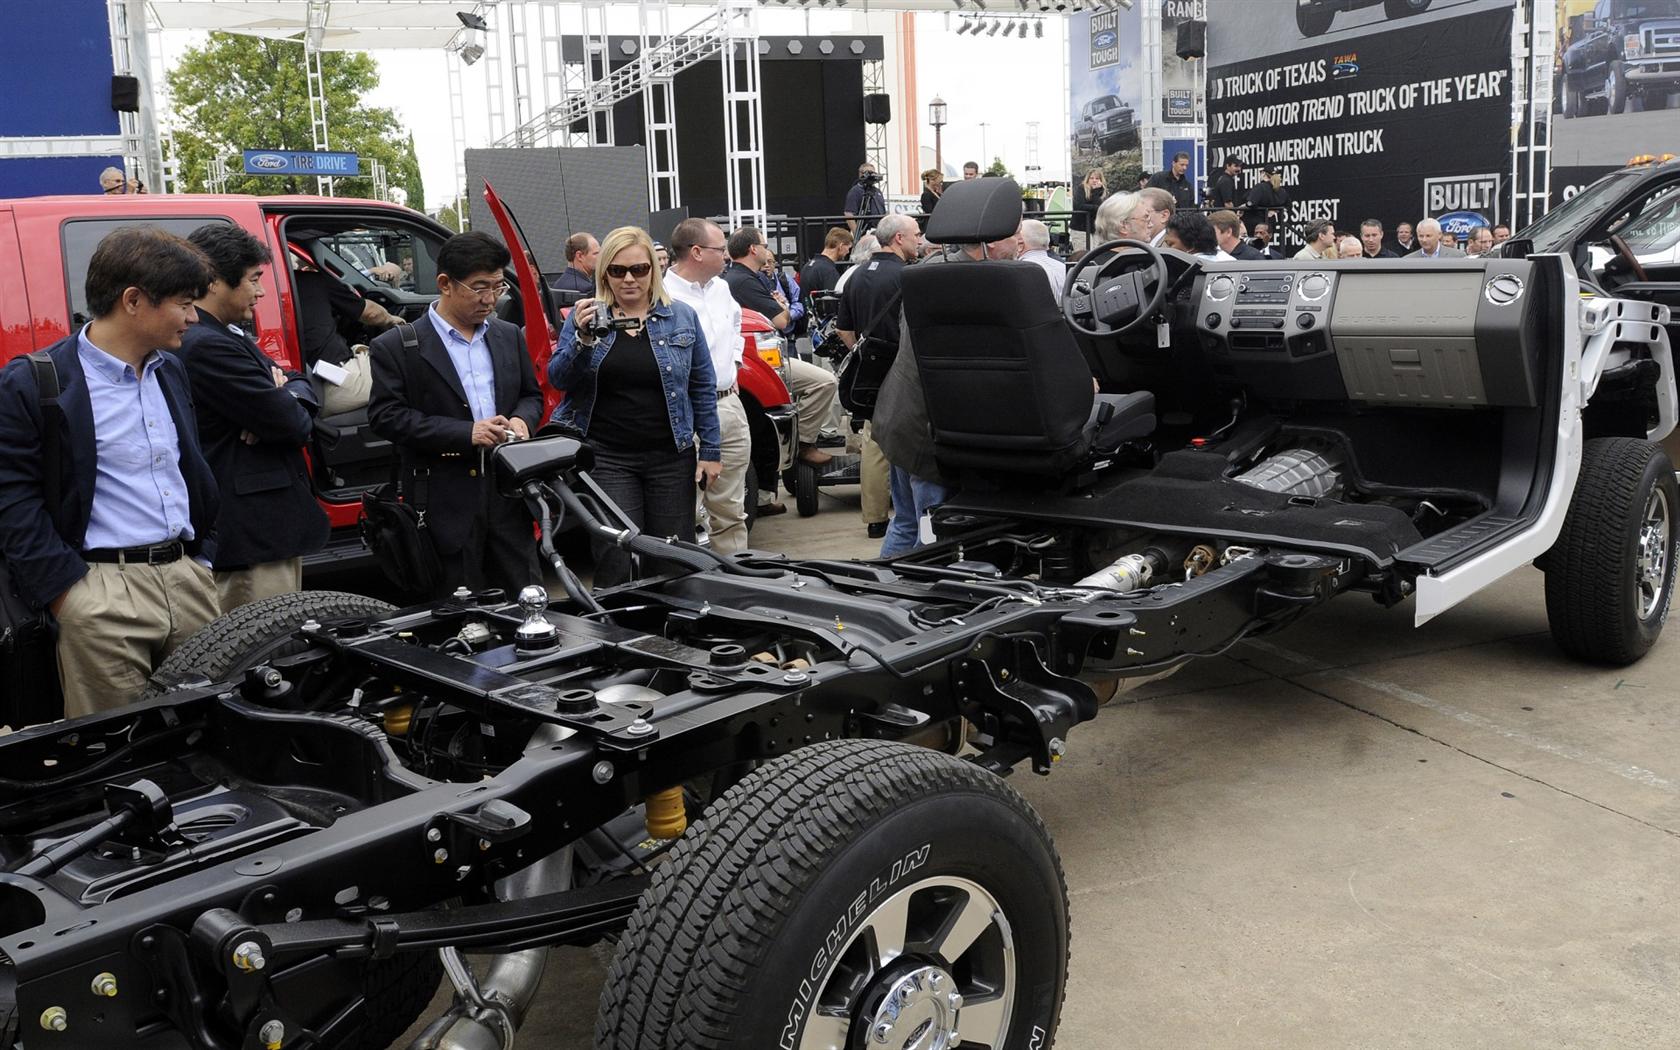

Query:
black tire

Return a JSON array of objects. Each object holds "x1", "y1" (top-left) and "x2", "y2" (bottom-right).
[
  {"x1": 146, "y1": 590, "x2": 396, "y2": 695},
  {"x1": 595, "y1": 739, "x2": 1069, "y2": 1050},
  {"x1": 1383, "y1": 0, "x2": 1431, "y2": 16},
  {"x1": 1296, "y1": 4, "x2": 1335, "y2": 36},
  {"x1": 1563, "y1": 80, "x2": 1584, "y2": 119},
  {"x1": 1608, "y1": 62, "x2": 1628, "y2": 115},
  {"x1": 351, "y1": 951, "x2": 444, "y2": 1050},
  {"x1": 794, "y1": 460, "x2": 820, "y2": 518},
  {"x1": 1543, "y1": 438, "x2": 1679, "y2": 665}
]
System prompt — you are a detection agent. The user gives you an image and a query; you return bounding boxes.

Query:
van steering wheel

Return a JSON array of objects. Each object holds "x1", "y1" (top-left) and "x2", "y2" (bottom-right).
[{"x1": 1062, "y1": 239, "x2": 1172, "y2": 338}]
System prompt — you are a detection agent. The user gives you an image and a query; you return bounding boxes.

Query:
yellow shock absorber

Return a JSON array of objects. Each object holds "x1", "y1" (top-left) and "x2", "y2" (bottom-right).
[
  {"x1": 383, "y1": 702, "x2": 415, "y2": 736},
  {"x1": 645, "y1": 786, "x2": 687, "y2": 839}
]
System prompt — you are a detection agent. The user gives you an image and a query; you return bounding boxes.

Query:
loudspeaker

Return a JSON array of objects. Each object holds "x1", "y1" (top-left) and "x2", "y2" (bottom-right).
[
  {"x1": 1175, "y1": 19, "x2": 1206, "y2": 60},
  {"x1": 863, "y1": 93, "x2": 892, "y2": 125},
  {"x1": 111, "y1": 75, "x2": 140, "y2": 113}
]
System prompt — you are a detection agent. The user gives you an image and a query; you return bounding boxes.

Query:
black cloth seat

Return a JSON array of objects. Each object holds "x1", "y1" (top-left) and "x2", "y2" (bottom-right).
[{"x1": 902, "y1": 257, "x2": 1155, "y2": 479}]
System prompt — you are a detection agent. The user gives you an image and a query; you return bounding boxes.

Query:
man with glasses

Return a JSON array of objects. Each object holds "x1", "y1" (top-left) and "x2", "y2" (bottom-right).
[
  {"x1": 665, "y1": 217, "x2": 751, "y2": 555},
  {"x1": 369, "y1": 231, "x2": 544, "y2": 595}
]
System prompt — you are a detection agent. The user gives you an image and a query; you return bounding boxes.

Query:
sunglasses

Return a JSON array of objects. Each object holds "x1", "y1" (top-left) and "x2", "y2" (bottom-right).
[{"x1": 605, "y1": 262, "x2": 653, "y2": 279}]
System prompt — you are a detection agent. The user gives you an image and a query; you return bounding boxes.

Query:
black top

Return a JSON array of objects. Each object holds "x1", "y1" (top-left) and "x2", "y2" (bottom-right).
[
  {"x1": 722, "y1": 262, "x2": 782, "y2": 321},
  {"x1": 1229, "y1": 242, "x2": 1266, "y2": 261},
  {"x1": 836, "y1": 252, "x2": 907, "y2": 345},
  {"x1": 294, "y1": 270, "x2": 366, "y2": 366},
  {"x1": 800, "y1": 255, "x2": 841, "y2": 297},
  {"x1": 1147, "y1": 170, "x2": 1195, "y2": 209},
  {"x1": 919, "y1": 188, "x2": 941, "y2": 214},
  {"x1": 1242, "y1": 182, "x2": 1290, "y2": 231},
  {"x1": 552, "y1": 267, "x2": 594, "y2": 295},
  {"x1": 1212, "y1": 173, "x2": 1242, "y2": 210},
  {"x1": 177, "y1": 309, "x2": 328, "y2": 569},
  {"x1": 585, "y1": 327, "x2": 666, "y2": 452},
  {"x1": 1363, "y1": 247, "x2": 1399, "y2": 259},
  {"x1": 1072, "y1": 182, "x2": 1106, "y2": 233}
]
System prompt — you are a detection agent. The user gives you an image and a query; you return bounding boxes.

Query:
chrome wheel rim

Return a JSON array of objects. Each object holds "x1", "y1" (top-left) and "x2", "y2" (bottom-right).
[
  {"x1": 797, "y1": 875, "x2": 1015, "y2": 1050},
  {"x1": 1637, "y1": 486, "x2": 1671, "y2": 621}
]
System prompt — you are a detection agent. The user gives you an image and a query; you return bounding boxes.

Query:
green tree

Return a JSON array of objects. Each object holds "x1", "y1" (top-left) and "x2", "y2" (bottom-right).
[
  {"x1": 985, "y1": 157, "x2": 1011, "y2": 179},
  {"x1": 167, "y1": 33, "x2": 413, "y2": 203},
  {"x1": 436, "y1": 203, "x2": 466, "y2": 232},
  {"x1": 400, "y1": 133, "x2": 425, "y2": 211}
]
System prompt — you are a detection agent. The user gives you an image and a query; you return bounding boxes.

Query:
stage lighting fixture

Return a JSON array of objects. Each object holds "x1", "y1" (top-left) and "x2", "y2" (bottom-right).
[
  {"x1": 786, "y1": 38, "x2": 804, "y2": 53},
  {"x1": 1035, "y1": 18, "x2": 1044, "y2": 36},
  {"x1": 987, "y1": 20, "x2": 1000, "y2": 35},
  {"x1": 1017, "y1": 0, "x2": 1029, "y2": 9}
]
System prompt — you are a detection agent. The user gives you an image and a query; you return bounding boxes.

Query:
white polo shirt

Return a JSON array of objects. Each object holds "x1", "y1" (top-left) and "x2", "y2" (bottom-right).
[{"x1": 664, "y1": 267, "x2": 743, "y2": 391}]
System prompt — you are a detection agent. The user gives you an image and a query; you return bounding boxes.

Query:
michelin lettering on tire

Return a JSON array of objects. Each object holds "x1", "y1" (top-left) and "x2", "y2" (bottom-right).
[{"x1": 779, "y1": 843, "x2": 931, "y2": 1049}]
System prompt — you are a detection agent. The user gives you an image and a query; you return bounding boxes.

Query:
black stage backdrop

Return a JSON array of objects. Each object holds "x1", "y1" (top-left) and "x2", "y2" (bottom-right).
[{"x1": 1207, "y1": 2, "x2": 1515, "y2": 243}]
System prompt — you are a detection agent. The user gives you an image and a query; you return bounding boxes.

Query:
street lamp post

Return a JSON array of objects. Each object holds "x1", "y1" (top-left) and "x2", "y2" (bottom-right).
[
  {"x1": 929, "y1": 96, "x2": 948, "y2": 175},
  {"x1": 979, "y1": 122, "x2": 990, "y2": 170}
]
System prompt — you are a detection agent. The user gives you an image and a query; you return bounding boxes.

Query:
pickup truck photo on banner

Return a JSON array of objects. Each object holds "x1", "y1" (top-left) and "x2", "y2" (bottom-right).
[
  {"x1": 1069, "y1": 4, "x2": 1145, "y2": 182},
  {"x1": 1207, "y1": 0, "x2": 1516, "y2": 244},
  {"x1": 1552, "y1": 0, "x2": 1680, "y2": 205}
]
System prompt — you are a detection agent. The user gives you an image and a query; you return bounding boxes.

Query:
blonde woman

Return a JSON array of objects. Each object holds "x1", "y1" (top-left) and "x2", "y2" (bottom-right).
[
  {"x1": 548, "y1": 226, "x2": 721, "y2": 586},
  {"x1": 919, "y1": 169, "x2": 945, "y2": 214}
]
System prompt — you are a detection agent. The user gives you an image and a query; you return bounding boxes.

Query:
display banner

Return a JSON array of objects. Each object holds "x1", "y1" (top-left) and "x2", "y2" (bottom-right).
[
  {"x1": 1069, "y1": 5, "x2": 1145, "y2": 180},
  {"x1": 1161, "y1": 0, "x2": 1207, "y2": 124},
  {"x1": 1207, "y1": 0, "x2": 1515, "y2": 244},
  {"x1": 1550, "y1": 0, "x2": 1680, "y2": 206}
]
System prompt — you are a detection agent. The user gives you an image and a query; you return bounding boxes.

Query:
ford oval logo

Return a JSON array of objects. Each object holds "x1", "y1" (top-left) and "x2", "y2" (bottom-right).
[
  {"x1": 1485, "y1": 273, "x2": 1525, "y2": 306},
  {"x1": 1094, "y1": 31, "x2": 1117, "y2": 47},
  {"x1": 250, "y1": 153, "x2": 288, "y2": 170},
  {"x1": 1436, "y1": 209, "x2": 1490, "y2": 237}
]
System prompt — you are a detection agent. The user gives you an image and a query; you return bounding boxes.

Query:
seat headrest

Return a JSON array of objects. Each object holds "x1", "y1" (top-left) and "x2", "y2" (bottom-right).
[{"x1": 926, "y1": 177, "x2": 1025, "y2": 245}]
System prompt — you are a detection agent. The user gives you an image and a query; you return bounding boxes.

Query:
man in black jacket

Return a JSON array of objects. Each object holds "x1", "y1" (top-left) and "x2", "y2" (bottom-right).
[
  {"x1": 0, "y1": 227, "x2": 221, "y2": 716},
  {"x1": 1146, "y1": 152, "x2": 1195, "y2": 210},
  {"x1": 179, "y1": 224, "x2": 329, "y2": 611},
  {"x1": 369, "y1": 232, "x2": 543, "y2": 596},
  {"x1": 1212, "y1": 156, "x2": 1244, "y2": 211},
  {"x1": 1242, "y1": 168, "x2": 1290, "y2": 233}
]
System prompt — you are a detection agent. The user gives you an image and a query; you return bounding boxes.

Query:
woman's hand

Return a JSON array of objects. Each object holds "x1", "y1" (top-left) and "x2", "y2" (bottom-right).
[
  {"x1": 696, "y1": 459, "x2": 722, "y2": 488},
  {"x1": 573, "y1": 298, "x2": 599, "y2": 341}
]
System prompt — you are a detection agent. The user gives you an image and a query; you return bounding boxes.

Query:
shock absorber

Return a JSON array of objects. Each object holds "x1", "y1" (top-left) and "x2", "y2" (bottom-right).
[{"x1": 645, "y1": 787, "x2": 687, "y2": 839}]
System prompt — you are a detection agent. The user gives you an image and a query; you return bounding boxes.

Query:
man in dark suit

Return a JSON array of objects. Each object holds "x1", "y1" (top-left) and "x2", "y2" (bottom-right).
[
  {"x1": 369, "y1": 231, "x2": 543, "y2": 596},
  {"x1": 179, "y1": 223, "x2": 329, "y2": 612},
  {"x1": 0, "y1": 227, "x2": 221, "y2": 717}
]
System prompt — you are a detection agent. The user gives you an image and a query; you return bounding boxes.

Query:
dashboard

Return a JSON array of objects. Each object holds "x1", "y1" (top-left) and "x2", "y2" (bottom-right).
[{"x1": 1184, "y1": 258, "x2": 1549, "y2": 409}]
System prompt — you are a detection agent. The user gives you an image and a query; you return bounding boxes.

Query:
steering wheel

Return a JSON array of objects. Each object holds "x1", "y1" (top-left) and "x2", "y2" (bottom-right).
[
  {"x1": 1611, "y1": 233, "x2": 1650, "y2": 283},
  {"x1": 1062, "y1": 238, "x2": 1172, "y2": 338}
]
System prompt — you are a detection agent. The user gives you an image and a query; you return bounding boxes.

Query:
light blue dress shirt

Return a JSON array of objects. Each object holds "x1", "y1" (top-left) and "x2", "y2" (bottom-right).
[
  {"x1": 76, "y1": 327, "x2": 194, "y2": 550},
  {"x1": 427, "y1": 304, "x2": 497, "y2": 421}
]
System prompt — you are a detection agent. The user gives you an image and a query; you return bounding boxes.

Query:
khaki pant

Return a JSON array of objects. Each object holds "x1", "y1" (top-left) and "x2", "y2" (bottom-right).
[
  {"x1": 786, "y1": 357, "x2": 840, "y2": 446},
  {"x1": 56, "y1": 557, "x2": 220, "y2": 718},
  {"x1": 321, "y1": 351, "x2": 373, "y2": 416},
  {"x1": 215, "y1": 557, "x2": 303, "y2": 614},
  {"x1": 860, "y1": 421, "x2": 891, "y2": 526},
  {"x1": 702, "y1": 392, "x2": 752, "y2": 554}
]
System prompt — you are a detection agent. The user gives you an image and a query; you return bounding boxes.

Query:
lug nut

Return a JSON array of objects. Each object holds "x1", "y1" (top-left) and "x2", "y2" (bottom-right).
[
  {"x1": 231, "y1": 941, "x2": 266, "y2": 972},
  {"x1": 259, "y1": 1019, "x2": 286, "y2": 1050},
  {"x1": 948, "y1": 991, "x2": 965, "y2": 1011},
  {"x1": 90, "y1": 972, "x2": 118, "y2": 997},
  {"x1": 872, "y1": 1021, "x2": 894, "y2": 1044},
  {"x1": 39, "y1": 1006, "x2": 67, "y2": 1032}
]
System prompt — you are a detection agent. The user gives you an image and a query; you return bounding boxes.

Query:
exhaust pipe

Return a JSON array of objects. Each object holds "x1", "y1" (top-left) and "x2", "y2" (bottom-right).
[{"x1": 409, "y1": 724, "x2": 574, "y2": 1050}]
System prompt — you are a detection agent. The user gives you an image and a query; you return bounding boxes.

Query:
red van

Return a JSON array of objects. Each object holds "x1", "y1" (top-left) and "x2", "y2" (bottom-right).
[{"x1": 0, "y1": 187, "x2": 796, "y2": 574}]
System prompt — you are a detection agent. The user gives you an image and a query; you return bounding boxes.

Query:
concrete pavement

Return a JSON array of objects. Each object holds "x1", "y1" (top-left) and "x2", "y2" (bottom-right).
[{"x1": 399, "y1": 485, "x2": 1680, "y2": 1048}]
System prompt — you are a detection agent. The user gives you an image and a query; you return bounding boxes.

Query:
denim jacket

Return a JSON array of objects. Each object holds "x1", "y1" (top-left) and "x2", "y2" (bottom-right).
[{"x1": 548, "y1": 299, "x2": 721, "y2": 460}]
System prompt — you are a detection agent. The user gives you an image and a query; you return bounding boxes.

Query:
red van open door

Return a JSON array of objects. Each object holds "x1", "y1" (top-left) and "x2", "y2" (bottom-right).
[{"x1": 481, "y1": 180, "x2": 563, "y2": 420}]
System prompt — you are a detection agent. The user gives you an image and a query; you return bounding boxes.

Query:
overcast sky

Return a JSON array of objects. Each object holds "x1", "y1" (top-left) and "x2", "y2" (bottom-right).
[{"x1": 166, "y1": 10, "x2": 1070, "y2": 212}]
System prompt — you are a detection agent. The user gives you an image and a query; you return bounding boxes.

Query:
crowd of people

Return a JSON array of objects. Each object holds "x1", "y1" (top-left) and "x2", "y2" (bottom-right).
[{"x1": 1, "y1": 157, "x2": 1531, "y2": 720}]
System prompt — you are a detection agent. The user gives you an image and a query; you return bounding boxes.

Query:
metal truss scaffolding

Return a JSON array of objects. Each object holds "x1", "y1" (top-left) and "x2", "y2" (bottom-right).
[
  {"x1": 720, "y1": 0, "x2": 766, "y2": 230},
  {"x1": 1511, "y1": 0, "x2": 1554, "y2": 227},
  {"x1": 640, "y1": 0, "x2": 684, "y2": 209},
  {"x1": 305, "y1": 16, "x2": 335, "y2": 195},
  {"x1": 863, "y1": 57, "x2": 887, "y2": 184}
]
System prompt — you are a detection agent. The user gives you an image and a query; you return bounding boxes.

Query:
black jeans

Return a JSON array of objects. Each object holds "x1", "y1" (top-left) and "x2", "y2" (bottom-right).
[
  {"x1": 587, "y1": 443, "x2": 697, "y2": 588},
  {"x1": 436, "y1": 485, "x2": 543, "y2": 599}
]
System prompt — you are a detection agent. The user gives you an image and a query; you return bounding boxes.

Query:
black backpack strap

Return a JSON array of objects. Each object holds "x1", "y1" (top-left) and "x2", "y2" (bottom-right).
[
  {"x1": 26, "y1": 351, "x2": 65, "y2": 535},
  {"x1": 397, "y1": 321, "x2": 420, "y2": 350},
  {"x1": 389, "y1": 322, "x2": 431, "y2": 519}
]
